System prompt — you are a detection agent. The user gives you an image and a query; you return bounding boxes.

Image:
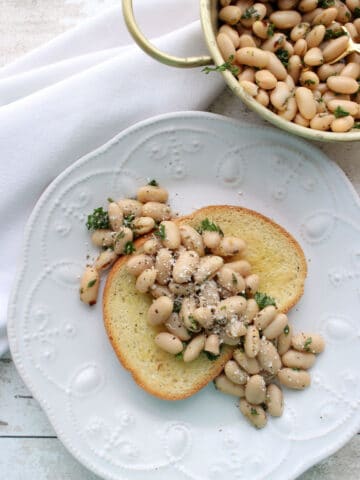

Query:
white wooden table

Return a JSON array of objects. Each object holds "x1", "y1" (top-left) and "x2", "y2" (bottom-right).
[{"x1": 1, "y1": 1, "x2": 359, "y2": 479}]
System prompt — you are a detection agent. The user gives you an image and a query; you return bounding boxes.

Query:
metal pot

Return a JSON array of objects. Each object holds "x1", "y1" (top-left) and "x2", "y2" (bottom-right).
[{"x1": 122, "y1": 0, "x2": 360, "y2": 143}]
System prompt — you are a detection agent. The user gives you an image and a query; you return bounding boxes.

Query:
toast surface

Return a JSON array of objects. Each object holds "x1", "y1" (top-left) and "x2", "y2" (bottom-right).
[{"x1": 103, "y1": 205, "x2": 307, "y2": 400}]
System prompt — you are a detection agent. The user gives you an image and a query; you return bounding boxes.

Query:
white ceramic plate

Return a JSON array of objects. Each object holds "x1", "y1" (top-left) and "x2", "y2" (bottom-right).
[{"x1": 8, "y1": 112, "x2": 360, "y2": 480}]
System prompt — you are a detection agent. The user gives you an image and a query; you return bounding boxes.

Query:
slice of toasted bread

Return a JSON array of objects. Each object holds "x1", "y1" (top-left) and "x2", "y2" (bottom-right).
[{"x1": 103, "y1": 205, "x2": 307, "y2": 401}]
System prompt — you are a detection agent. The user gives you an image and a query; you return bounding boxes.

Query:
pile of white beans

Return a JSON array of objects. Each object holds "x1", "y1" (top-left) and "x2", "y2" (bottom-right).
[
  {"x1": 217, "y1": 0, "x2": 360, "y2": 132},
  {"x1": 126, "y1": 213, "x2": 325, "y2": 429},
  {"x1": 79, "y1": 182, "x2": 171, "y2": 305}
]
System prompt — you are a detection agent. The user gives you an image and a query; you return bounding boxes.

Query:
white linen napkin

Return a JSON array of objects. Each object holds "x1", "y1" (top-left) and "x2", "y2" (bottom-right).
[{"x1": 0, "y1": 0, "x2": 224, "y2": 356}]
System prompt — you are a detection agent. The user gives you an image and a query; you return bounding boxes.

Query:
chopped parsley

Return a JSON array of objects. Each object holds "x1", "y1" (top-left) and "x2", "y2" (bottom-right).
[
  {"x1": 204, "y1": 351, "x2": 220, "y2": 360},
  {"x1": 304, "y1": 337, "x2": 313, "y2": 352},
  {"x1": 267, "y1": 23, "x2": 275, "y2": 37},
  {"x1": 124, "y1": 241, "x2": 136, "y2": 254},
  {"x1": 107, "y1": 197, "x2": 114, "y2": 203},
  {"x1": 198, "y1": 218, "x2": 224, "y2": 235},
  {"x1": 175, "y1": 351, "x2": 183, "y2": 359},
  {"x1": 155, "y1": 224, "x2": 166, "y2": 240},
  {"x1": 334, "y1": 106, "x2": 350, "y2": 118},
  {"x1": 202, "y1": 55, "x2": 240, "y2": 76},
  {"x1": 354, "y1": 7, "x2": 360, "y2": 19},
  {"x1": 318, "y1": 0, "x2": 335, "y2": 7},
  {"x1": 232, "y1": 273, "x2": 238, "y2": 285},
  {"x1": 242, "y1": 6, "x2": 259, "y2": 20},
  {"x1": 173, "y1": 298, "x2": 182, "y2": 313},
  {"x1": 123, "y1": 214, "x2": 135, "y2": 228},
  {"x1": 304, "y1": 79, "x2": 316, "y2": 86},
  {"x1": 275, "y1": 48, "x2": 289, "y2": 67},
  {"x1": 87, "y1": 279, "x2": 97, "y2": 288},
  {"x1": 187, "y1": 315, "x2": 200, "y2": 332},
  {"x1": 148, "y1": 179, "x2": 159, "y2": 186},
  {"x1": 116, "y1": 230, "x2": 125, "y2": 241},
  {"x1": 86, "y1": 207, "x2": 110, "y2": 230},
  {"x1": 353, "y1": 122, "x2": 360, "y2": 129},
  {"x1": 254, "y1": 292, "x2": 277, "y2": 309},
  {"x1": 292, "y1": 367, "x2": 300, "y2": 371},
  {"x1": 283, "y1": 325, "x2": 290, "y2": 335},
  {"x1": 324, "y1": 28, "x2": 347, "y2": 40},
  {"x1": 250, "y1": 407, "x2": 259, "y2": 416}
]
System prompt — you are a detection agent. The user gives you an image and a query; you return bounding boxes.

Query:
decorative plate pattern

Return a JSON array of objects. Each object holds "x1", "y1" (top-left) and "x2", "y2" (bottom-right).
[{"x1": 8, "y1": 112, "x2": 360, "y2": 480}]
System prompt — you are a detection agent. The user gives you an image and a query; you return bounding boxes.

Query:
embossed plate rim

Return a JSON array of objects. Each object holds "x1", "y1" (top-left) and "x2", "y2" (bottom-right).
[{"x1": 7, "y1": 111, "x2": 360, "y2": 480}]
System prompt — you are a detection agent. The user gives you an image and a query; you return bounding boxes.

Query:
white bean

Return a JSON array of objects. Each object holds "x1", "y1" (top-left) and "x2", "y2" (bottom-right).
[
  {"x1": 148, "y1": 296, "x2": 173, "y2": 326},
  {"x1": 266, "y1": 384, "x2": 284, "y2": 417},
  {"x1": 215, "y1": 374, "x2": 245, "y2": 397},
  {"x1": 290, "y1": 22, "x2": 310, "y2": 41},
  {"x1": 219, "y1": 24, "x2": 241, "y2": 48},
  {"x1": 239, "y1": 33, "x2": 257, "y2": 48},
  {"x1": 159, "y1": 221, "x2": 181, "y2": 249},
  {"x1": 294, "y1": 112, "x2": 310, "y2": 127},
  {"x1": 132, "y1": 217, "x2": 155, "y2": 236},
  {"x1": 137, "y1": 185, "x2": 168, "y2": 203},
  {"x1": 255, "y1": 69, "x2": 277, "y2": 89},
  {"x1": 295, "y1": 87, "x2": 317, "y2": 119},
  {"x1": 240, "y1": 80, "x2": 259, "y2": 97},
  {"x1": 183, "y1": 334, "x2": 206, "y2": 362},
  {"x1": 257, "y1": 339, "x2": 282, "y2": 374},
  {"x1": 180, "y1": 297, "x2": 199, "y2": 332},
  {"x1": 270, "y1": 82, "x2": 291, "y2": 111},
  {"x1": 80, "y1": 266, "x2": 100, "y2": 305},
  {"x1": 277, "y1": 323, "x2": 293, "y2": 355},
  {"x1": 150, "y1": 284, "x2": 173, "y2": 299},
  {"x1": 224, "y1": 360, "x2": 249, "y2": 384},
  {"x1": 194, "y1": 255, "x2": 224, "y2": 283},
  {"x1": 262, "y1": 33, "x2": 287, "y2": 52},
  {"x1": 293, "y1": 38, "x2": 308, "y2": 56},
  {"x1": 291, "y1": 332, "x2": 325, "y2": 353},
  {"x1": 318, "y1": 62, "x2": 345, "y2": 81},
  {"x1": 193, "y1": 306, "x2": 214, "y2": 329},
  {"x1": 135, "y1": 267, "x2": 157, "y2": 293},
  {"x1": 91, "y1": 229, "x2": 115, "y2": 248},
  {"x1": 155, "y1": 332, "x2": 183, "y2": 355},
  {"x1": 299, "y1": 0, "x2": 318, "y2": 13},
  {"x1": 205, "y1": 334, "x2": 220, "y2": 355},
  {"x1": 202, "y1": 230, "x2": 222, "y2": 249},
  {"x1": 306, "y1": 24, "x2": 326, "y2": 47},
  {"x1": 263, "y1": 312, "x2": 288, "y2": 339},
  {"x1": 312, "y1": 6, "x2": 338, "y2": 26},
  {"x1": 199, "y1": 280, "x2": 220, "y2": 306},
  {"x1": 331, "y1": 115, "x2": 355, "y2": 132},
  {"x1": 300, "y1": 70, "x2": 320, "y2": 90},
  {"x1": 217, "y1": 32, "x2": 236, "y2": 60},
  {"x1": 244, "y1": 298, "x2": 260, "y2": 323},
  {"x1": 141, "y1": 202, "x2": 172, "y2": 221},
  {"x1": 304, "y1": 47, "x2": 324, "y2": 66},
  {"x1": 266, "y1": 52, "x2": 288, "y2": 80},
  {"x1": 143, "y1": 237, "x2": 162, "y2": 255},
  {"x1": 172, "y1": 250, "x2": 199, "y2": 283},
  {"x1": 310, "y1": 113, "x2": 335, "y2": 131},
  {"x1": 179, "y1": 225, "x2": 205, "y2": 256},
  {"x1": 244, "y1": 325, "x2": 260, "y2": 358},
  {"x1": 256, "y1": 88, "x2": 270, "y2": 106},
  {"x1": 241, "y1": 4, "x2": 267, "y2": 28},
  {"x1": 108, "y1": 202, "x2": 123, "y2": 231},
  {"x1": 282, "y1": 349, "x2": 316, "y2": 369},
  {"x1": 239, "y1": 399, "x2": 267, "y2": 428},
  {"x1": 94, "y1": 249, "x2": 118, "y2": 272},
  {"x1": 245, "y1": 374, "x2": 266, "y2": 404},
  {"x1": 233, "y1": 349, "x2": 261, "y2": 374},
  {"x1": 225, "y1": 320, "x2": 247, "y2": 339},
  {"x1": 323, "y1": 36, "x2": 349, "y2": 63},
  {"x1": 165, "y1": 312, "x2": 191, "y2": 341},
  {"x1": 328, "y1": 99, "x2": 359, "y2": 116},
  {"x1": 225, "y1": 260, "x2": 251, "y2": 276},
  {"x1": 254, "y1": 305, "x2": 277, "y2": 330},
  {"x1": 327, "y1": 75, "x2": 359, "y2": 94},
  {"x1": 340, "y1": 62, "x2": 360, "y2": 79},
  {"x1": 277, "y1": 368, "x2": 311, "y2": 389},
  {"x1": 217, "y1": 296, "x2": 247, "y2": 318},
  {"x1": 219, "y1": 5, "x2": 242, "y2": 25},
  {"x1": 288, "y1": 55, "x2": 302, "y2": 83},
  {"x1": 236, "y1": 47, "x2": 269, "y2": 68},
  {"x1": 113, "y1": 227, "x2": 134, "y2": 255},
  {"x1": 252, "y1": 20, "x2": 268, "y2": 40},
  {"x1": 217, "y1": 267, "x2": 246, "y2": 293},
  {"x1": 117, "y1": 198, "x2": 142, "y2": 218},
  {"x1": 239, "y1": 67, "x2": 255, "y2": 82},
  {"x1": 155, "y1": 248, "x2": 173, "y2": 285},
  {"x1": 270, "y1": 10, "x2": 302, "y2": 29}
]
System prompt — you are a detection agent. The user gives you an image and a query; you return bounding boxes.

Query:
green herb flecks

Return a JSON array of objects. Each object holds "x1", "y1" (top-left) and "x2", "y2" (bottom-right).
[
  {"x1": 187, "y1": 315, "x2": 200, "y2": 332},
  {"x1": 292, "y1": 367, "x2": 300, "y2": 371},
  {"x1": 232, "y1": 273, "x2": 238, "y2": 285},
  {"x1": 324, "y1": 28, "x2": 347, "y2": 40},
  {"x1": 198, "y1": 218, "x2": 224, "y2": 235},
  {"x1": 304, "y1": 337, "x2": 313, "y2": 352},
  {"x1": 107, "y1": 197, "x2": 115, "y2": 203},
  {"x1": 205, "y1": 351, "x2": 220, "y2": 361},
  {"x1": 123, "y1": 214, "x2": 135, "y2": 228},
  {"x1": 124, "y1": 241, "x2": 136, "y2": 255},
  {"x1": 354, "y1": 7, "x2": 360, "y2": 18},
  {"x1": 202, "y1": 55, "x2": 240, "y2": 76},
  {"x1": 353, "y1": 122, "x2": 360, "y2": 129},
  {"x1": 155, "y1": 224, "x2": 166, "y2": 240},
  {"x1": 242, "y1": 6, "x2": 259, "y2": 20},
  {"x1": 267, "y1": 23, "x2": 275, "y2": 37},
  {"x1": 87, "y1": 279, "x2": 97, "y2": 288},
  {"x1": 318, "y1": 0, "x2": 335, "y2": 7},
  {"x1": 116, "y1": 230, "x2": 125, "y2": 241},
  {"x1": 250, "y1": 407, "x2": 259, "y2": 416},
  {"x1": 148, "y1": 179, "x2": 159, "y2": 186},
  {"x1": 175, "y1": 351, "x2": 183, "y2": 359},
  {"x1": 254, "y1": 292, "x2": 277, "y2": 310},
  {"x1": 173, "y1": 299, "x2": 182, "y2": 313},
  {"x1": 275, "y1": 48, "x2": 289, "y2": 67},
  {"x1": 86, "y1": 207, "x2": 110, "y2": 230},
  {"x1": 334, "y1": 106, "x2": 350, "y2": 118},
  {"x1": 283, "y1": 325, "x2": 290, "y2": 335},
  {"x1": 304, "y1": 79, "x2": 316, "y2": 86}
]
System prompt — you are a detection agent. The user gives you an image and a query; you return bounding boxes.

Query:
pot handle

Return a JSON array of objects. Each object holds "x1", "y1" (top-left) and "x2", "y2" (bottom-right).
[{"x1": 122, "y1": 0, "x2": 213, "y2": 68}]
